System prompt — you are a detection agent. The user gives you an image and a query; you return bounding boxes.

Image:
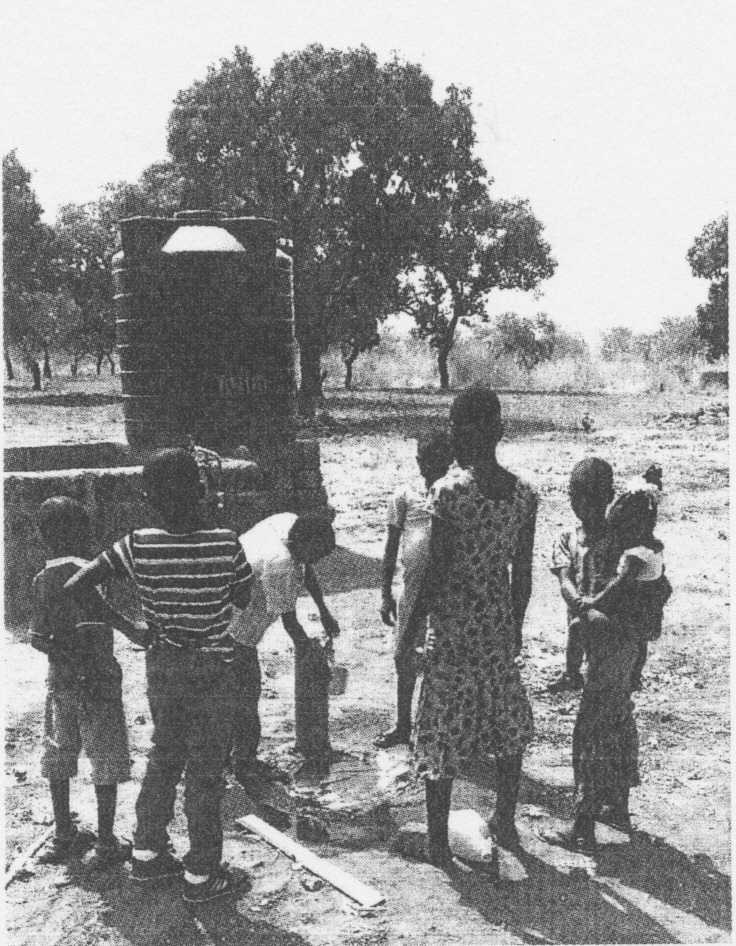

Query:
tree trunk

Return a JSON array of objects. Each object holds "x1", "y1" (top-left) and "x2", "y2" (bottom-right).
[
  {"x1": 4, "y1": 345, "x2": 14, "y2": 381},
  {"x1": 297, "y1": 341, "x2": 323, "y2": 416},
  {"x1": 43, "y1": 344, "x2": 52, "y2": 379},
  {"x1": 71, "y1": 353, "x2": 79, "y2": 378},
  {"x1": 344, "y1": 351, "x2": 358, "y2": 391},
  {"x1": 96, "y1": 352, "x2": 103, "y2": 376},
  {"x1": 437, "y1": 347, "x2": 450, "y2": 390},
  {"x1": 31, "y1": 361, "x2": 42, "y2": 391}
]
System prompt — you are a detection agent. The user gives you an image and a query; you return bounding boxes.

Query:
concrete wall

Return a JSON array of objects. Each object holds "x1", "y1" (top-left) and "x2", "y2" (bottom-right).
[
  {"x1": 699, "y1": 370, "x2": 729, "y2": 389},
  {"x1": 4, "y1": 442, "x2": 132, "y2": 473},
  {"x1": 4, "y1": 440, "x2": 328, "y2": 627}
]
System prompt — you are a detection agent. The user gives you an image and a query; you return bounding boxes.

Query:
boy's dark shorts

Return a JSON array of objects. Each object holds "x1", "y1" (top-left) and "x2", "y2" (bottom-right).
[{"x1": 40, "y1": 687, "x2": 131, "y2": 784}]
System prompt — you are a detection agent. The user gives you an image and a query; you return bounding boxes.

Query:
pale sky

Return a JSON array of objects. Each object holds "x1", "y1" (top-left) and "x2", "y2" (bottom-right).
[{"x1": 3, "y1": 0, "x2": 734, "y2": 338}]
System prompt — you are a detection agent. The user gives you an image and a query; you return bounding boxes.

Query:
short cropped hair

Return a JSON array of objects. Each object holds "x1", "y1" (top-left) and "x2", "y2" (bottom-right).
[
  {"x1": 142, "y1": 448, "x2": 201, "y2": 496},
  {"x1": 449, "y1": 385, "x2": 502, "y2": 430},
  {"x1": 569, "y1": 457, "x2": 614, "y2": 498},
  {"x1": 288, "y1": 512, "x2": 336, "y2": 551},
  {"x1": 37, "y1": 496, "x2": 91, "y2": 551},
  {"x1": 417, "y1": 430, "x2": 453, "y2": 463}
]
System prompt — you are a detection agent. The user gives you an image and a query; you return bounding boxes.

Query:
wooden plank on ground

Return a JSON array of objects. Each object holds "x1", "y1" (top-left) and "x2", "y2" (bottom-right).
[
  {"x1": 236, "y1": 814, "x2": 385, "y2": 908},
  {"x1": 5, "y1": 826, "x2": 54, "y2": 887}
]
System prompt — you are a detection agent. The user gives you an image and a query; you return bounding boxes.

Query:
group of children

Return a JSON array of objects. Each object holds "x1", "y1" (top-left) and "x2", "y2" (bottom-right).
[
  {"x1": 31, "y1": 448, "x2": 338, "y2": 903},
  {"x1": 30, "y1": 422, "x2": 672, "y2": 898},
  {"x1": 378, "y1": 438, "x2": 671, "y2": 852}
]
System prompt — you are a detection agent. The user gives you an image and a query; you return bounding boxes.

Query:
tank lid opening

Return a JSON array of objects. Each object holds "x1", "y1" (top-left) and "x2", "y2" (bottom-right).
[{"x1": 162, "y1": 226, "x2": 246, "y2": 254}]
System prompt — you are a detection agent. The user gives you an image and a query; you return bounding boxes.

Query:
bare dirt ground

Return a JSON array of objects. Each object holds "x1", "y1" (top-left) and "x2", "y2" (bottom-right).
[{"x1": 3, "y1": 384, "x2": 730, "y2": 945}]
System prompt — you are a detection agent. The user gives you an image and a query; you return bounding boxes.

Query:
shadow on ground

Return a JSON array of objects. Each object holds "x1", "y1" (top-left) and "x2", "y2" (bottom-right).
[
  {"x1": 452, "y1": 758, "x2": 731, "y2": 942},
  {"x1": 66, "y1": 862, "x2": 311, "y2": 946}
]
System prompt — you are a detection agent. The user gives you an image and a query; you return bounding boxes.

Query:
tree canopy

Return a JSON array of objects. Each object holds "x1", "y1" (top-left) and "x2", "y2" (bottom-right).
[
  {"x1": 165, "y1": 44, "x2": 491, "y2": 406},
  {"x1": 487, "y1": 312, "x2": 557, "y2": 372},
  {"x1": 3, "y1": 151, "x2": 58, "y2": 381},
  {"x1": 401, "y1": 170, "x2": 557, "y2": 387},
  {"x1": 687, "y1": 214, "x2": 728, "y2": 362}
]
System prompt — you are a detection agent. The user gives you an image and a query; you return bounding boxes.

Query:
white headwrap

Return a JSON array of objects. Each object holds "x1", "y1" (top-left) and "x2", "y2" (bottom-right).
[{"x1": 622, "y1": 475, "x2": 663, "y2": 508}]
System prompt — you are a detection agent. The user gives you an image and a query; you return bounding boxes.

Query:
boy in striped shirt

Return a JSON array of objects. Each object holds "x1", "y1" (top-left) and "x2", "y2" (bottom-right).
[{"x1": 65, "y1": 449, "x2": 253, "y2": 903}]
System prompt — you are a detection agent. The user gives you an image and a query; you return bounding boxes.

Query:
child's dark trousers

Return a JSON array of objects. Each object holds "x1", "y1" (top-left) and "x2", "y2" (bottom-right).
[{"x1": 134, "y1": 647, "x2": 239, "y2": 875}]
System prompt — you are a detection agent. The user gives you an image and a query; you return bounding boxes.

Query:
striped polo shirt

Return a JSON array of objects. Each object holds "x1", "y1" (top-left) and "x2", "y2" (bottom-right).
[{"x1": 100, "y1": 528, "x2": 252, "y2": 656}]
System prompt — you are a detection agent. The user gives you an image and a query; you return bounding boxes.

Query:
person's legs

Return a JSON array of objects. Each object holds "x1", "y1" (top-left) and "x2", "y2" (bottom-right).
[
  {"x1": 375, "y1": 603, "x2": 420, "y2": 748},
  {"x1": 396, "y1": 662, "x2": 417, "y2": 736},
  {"x1": 183, "y1": 657, "x2": 238, "y2": 878},
  {"x1": 548, "y1": 619, "x2": 585, "y2": 691},
  {"x1": 133, "y1": 652, "x2": 188, "y2": 869},
  {"x1": 425, "y1": 777, "x2": 453, "y2": 868},
  {"x1": 489, "y1": 753, "x2": 523, "y2": 847},
  {"x1": 79, "y1": 689, "x2": 132, "y2": 866},
  {"x1": 96, "y1": 784, "x2": 117, "y2": 843},
  {"x1": 231, "y1": 644, "x2": 263, "y2": 777},
  {"x1": 566, "y1": 618, "x2": 586, "y2": 684},
  {"x1": 374, "y1": 657, "x2": 416, "y2": 748},
  {"x1": 631, "y1": 641, "x2": 648, "y2": 690},
  {"x1": 38, "y1": 692, "x2": 96, "y2": 863},
  {"x1": 50, "y1": 779, "x2": 72, "y2": 837}
]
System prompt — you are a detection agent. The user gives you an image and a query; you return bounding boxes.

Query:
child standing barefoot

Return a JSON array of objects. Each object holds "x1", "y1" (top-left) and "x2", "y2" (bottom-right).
[
  {"x1": 374, "y1": 432, "x2": 453, "y2": 749},
  {"x1": 32, "y1": 497, "x2": 145, "y2": 869},
  {"x1": 546, "y1": 459, "x2": 647, "y2": 851}
]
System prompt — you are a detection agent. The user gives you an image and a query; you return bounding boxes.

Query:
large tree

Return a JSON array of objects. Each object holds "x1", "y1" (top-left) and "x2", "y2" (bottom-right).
[
  {"x1": 396, "y1": 82, "x2": 556, "y2": 388},
  {"x1": 400, "y1": 184, "x2": 557, "y2": 386},
  {"x1": 52, "y1": 202, "x2": 118, "y2": 375},
  {"x1": 487, "y1": 312, "x2": 557, "y2": 372},
  {"x1": 687, "y1": 214, "x2": 728, "y2": 361},
  {"x1": 166, "y1": 45, "x2": 480, "y2": 409},
  {"x1": 3, "y1": 150, "x2": 56, "y2": 380},
  {"x1": 50, "y1": 164, "x2": 186, "y2": 375}
]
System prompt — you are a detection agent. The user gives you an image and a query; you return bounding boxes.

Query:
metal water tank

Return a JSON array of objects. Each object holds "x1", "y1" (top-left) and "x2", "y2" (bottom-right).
[{"x1": 112, "y1": 210, "x2": 297, "y2": 455}]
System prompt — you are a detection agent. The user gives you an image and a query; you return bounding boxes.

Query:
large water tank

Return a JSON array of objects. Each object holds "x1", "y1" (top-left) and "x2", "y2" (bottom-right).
[{"x1": 112, "y1": 210, "x2": 298, "y2": 456}]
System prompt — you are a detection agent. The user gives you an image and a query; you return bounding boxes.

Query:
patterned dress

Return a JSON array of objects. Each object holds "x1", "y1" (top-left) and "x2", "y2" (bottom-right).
[{"x1": 414, "y1": 467, "x2": 537, "y2": 780}]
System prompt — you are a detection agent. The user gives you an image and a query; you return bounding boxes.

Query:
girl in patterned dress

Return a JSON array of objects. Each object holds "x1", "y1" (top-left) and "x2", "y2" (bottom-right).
[{"x1": 414, "y1": 386, "x2": 537, "y2": 867}]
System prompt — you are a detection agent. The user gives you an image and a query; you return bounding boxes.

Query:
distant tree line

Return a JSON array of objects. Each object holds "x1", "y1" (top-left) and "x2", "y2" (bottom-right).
[
  {"x1": 3, "y1": 45, "x2": 727, "y2": 397},
  {"x1": 4, "y1": 45, "x2": 557, "y2": 400},
  {"x1": 599, "y1": 215, "x2": 728, "y2": 370}
]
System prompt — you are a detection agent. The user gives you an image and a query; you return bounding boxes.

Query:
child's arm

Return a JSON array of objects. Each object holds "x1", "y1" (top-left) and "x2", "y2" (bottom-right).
[
  {"x1": 78, "y1": 585, "x2": 153, "y2": 649},
  {"x1": 304, "y1": 564, "x2": 340, "y2": 639},
  {"x1": 554, "y1": 566, "x2": 584, "y2": 614},
  {"x1": 281, "y1": 610, "x2": 310, "y2": 647},
  {"x1": 30, "y1": 576, "x2": 60, "y2": 658},
  {"x1": 511, "y1": 498, "x2": 537, "y2": 656},
  {"x1": 380, "y1": 525, "x2": 402, "y2": 626},
  {"x1": 582, "y1": 556, "x2": 644, "y2": 614},
  {"x1": 231, "y1": 540, "x2": 254, "y2": 611},
  {"x1": 63, "y1": 554, "x2": 118, "y2": 595},
  {"x1": 416, "y1": 514, "x2": 452, "y2": 658}
]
